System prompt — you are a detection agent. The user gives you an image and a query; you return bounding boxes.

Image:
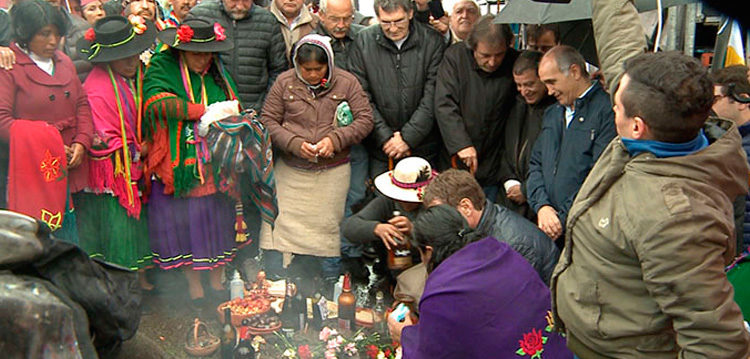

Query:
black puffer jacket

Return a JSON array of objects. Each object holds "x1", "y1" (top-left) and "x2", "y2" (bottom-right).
[
  {"x1": 476, "y1": 199, "x2": 560, "y2": 284},
  {"x1": 348, "y1": 21, "x2": 446, "y2": 161},
  {"x1": 189, "y1": 0, "x2": 287, "y2": 111}
]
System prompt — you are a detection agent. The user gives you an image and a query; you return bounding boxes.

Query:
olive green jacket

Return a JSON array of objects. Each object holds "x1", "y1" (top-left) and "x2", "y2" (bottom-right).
[
  {"x1": 551, "y1": 118, "x2": 750, "y2": 357},
  {"x1": 552, "y1": 2, "x2": 750, "y2": 356}
]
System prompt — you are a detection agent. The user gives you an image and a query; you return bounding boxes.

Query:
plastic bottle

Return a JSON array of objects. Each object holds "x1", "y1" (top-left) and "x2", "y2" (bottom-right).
[{"x1": 230, "y1": 270, "x2": 244, "y2": 300}]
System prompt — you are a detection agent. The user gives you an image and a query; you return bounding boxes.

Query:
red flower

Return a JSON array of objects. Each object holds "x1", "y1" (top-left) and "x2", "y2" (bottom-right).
[
  {"x1": 383, "y1": 348, "x2": 391, "y2": 357},
  {"x1": 176, "y1": 25, "x2": 194, "y2": 43},
  {"x1": 84, "y1": 27, "x2": 96, "y2": 42},
  {"x1": 365, "y1": 344, "x2": 379, "y2": 359},
  {"x1": 214, "y1": 22, "x2": 226, "y2": 41},
  {"x1": 320, "y1": 78, "x2": 328, "y2": 88},
  {"x1": 519, "y1": 328, "x2": 544, "y2": 356},
  {"x1": 298, "y1": 344, "x2": 312, "y2": 359}
]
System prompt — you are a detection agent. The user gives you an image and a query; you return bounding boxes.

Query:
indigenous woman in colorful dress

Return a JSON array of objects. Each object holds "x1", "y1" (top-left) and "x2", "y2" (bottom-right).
[
  {"x1": 259, "y1": 34, "x2": 373, "y2": 281},
  {"x1": 143, "y1": 17, "x2": 244, "y2": 307},
  {"x1": 75, "y1": 15, "x2": 156, "y2": 289},
  {"x1": 0, "y1": 0, "x2": 93, "y2": 242}
]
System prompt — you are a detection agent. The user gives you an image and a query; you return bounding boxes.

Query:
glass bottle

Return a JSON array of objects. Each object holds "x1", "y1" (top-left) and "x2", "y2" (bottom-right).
[
  {"x1": 280, "y1": 280, "x2": 296, "y2": 339},
  {"x1": 337, "y1": 273, "x2": 356, "y2": 331},
  {"x1": 387, "y1": 211, "x2": 413, "y2": 270},
  {"x1": 220, "y1": 307, "x2": 237, "y2": 359},
  {"x1": 373, "y1": 291, "x2": 388, "y2": 337},
  {"x1": 311, "y1": 292, "x2": 323, "y2": 331}
]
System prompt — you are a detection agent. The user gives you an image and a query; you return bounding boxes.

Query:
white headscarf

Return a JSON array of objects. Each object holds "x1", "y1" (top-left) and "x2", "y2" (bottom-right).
[{"x1": 292, "y1": 34, "x2": 335, "y2": 89}]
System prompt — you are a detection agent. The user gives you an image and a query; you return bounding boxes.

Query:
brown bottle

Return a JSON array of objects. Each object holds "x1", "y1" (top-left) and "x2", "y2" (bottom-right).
[
  {"x1": 387, "y1": 211, "x2": 413, "y2": 270},
  {"x1": 337, "y1": 273, "x2": 355, "y2": 331}
]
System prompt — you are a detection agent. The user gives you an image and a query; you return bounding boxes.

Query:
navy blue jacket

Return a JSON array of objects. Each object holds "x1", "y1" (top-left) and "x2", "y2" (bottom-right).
[
  {"x1": 526, "y1": 81, "x2": 616, "y2": 228},
  {"x1": 476, "y1": 200, "x2": 560, "y2": 284},
  {"x1": 738, "y1": 122, "x2": 750, "y2": 250}
]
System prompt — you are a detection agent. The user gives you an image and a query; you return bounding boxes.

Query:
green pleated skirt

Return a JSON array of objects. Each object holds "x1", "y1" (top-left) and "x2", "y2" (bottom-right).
[{"x1": 74, "y1": 192, "x2": 153, "y2": 270}]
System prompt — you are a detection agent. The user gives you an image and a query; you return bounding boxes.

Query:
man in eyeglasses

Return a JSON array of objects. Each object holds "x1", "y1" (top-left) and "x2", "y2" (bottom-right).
[
  {"x1": 349, "y1": 0, "x2": 446, "y2": 178},
  {"x1": 711, "y1": 65, "x2": 750, "y2": 252},
  {"x1": 313, "y1": 0, "x2": 361, "y2": 71}
]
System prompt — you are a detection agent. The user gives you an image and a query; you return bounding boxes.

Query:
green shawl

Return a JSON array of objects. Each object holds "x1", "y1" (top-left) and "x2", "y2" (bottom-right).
[{"x1": 143, "y1": 49, "x2": 239, "y2": 197}]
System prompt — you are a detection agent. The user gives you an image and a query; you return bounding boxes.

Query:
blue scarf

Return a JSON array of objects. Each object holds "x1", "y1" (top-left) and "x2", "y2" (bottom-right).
[{"x1": 622, "y1": 130, "x2": 709, "y2": 158}]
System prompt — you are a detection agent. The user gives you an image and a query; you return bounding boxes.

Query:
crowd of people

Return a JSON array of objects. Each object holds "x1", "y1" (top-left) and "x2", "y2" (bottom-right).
[{"x1": 2, "y1": 0, "x2": 750, "y2": 356}]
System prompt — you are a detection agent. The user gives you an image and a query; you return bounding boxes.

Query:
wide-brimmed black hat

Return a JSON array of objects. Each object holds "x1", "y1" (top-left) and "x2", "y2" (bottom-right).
[
  {"x1": 76, "y1": 15, "x2": 157, "y2": 63},
  {"x1": 157, "y1": 18, "x2": 233, "y2": 53}
]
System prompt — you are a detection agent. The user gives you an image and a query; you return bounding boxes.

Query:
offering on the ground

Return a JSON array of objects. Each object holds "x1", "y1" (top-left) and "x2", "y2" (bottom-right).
[
  {"x1": 355, "y1": 307, "x2": 375, "y2": 328},
  {"x1": 219, "y1": 295, "x2": 272, "y2": 326},
  {"x1": 241, "y1": 312, "x2": 281, "y2": 330}
]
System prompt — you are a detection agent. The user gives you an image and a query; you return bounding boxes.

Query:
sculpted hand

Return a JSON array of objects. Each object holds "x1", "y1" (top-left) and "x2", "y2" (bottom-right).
[
  {"x1": 506, "y1": 184, "x2": 526, "y2": 204},
  {"x1": 456, "y1": 146, "x2": 478, "y2": 174},
  {"x1": 537, "y1": 205, "x2": 562, "y2": 240},
  {"x1": 374, "y1": 223, "x2": 403, "y2": 250}
]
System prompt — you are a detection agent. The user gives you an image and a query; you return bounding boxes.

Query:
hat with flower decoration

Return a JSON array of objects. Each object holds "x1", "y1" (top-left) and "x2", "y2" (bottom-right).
[
  {"x1": 374, "y1": 157, "x2": 438, "y2": 203},
  {"x1": 76, "y1": 15, "x2": 157, "y2": 63},
  {"x1": 157, "y1": 17, "x2": 232, "y2": 52}
]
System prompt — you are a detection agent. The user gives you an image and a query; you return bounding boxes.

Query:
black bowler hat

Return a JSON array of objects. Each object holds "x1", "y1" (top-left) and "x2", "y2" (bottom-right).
[
  {"x1": 157, "y1": 18, "x2": 233, "y2": 53},
  {"x1": 76, "y1": 15, "x2": 157, "y2": 63}
]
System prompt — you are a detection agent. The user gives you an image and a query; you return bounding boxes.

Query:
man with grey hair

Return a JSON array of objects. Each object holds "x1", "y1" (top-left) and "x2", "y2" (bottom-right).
[
  {"x1": 190, "y1": 0, "x2": 287, "y2": 111},
  {"x1": 349, "y1": 0, "x2": 446, "y2": 177},
  {"x1": 435, "y1": 15, "x2": 518, "y2": 201},
  {"x1": 314, "y1": 0, "x2": 362, "y2": 71},
  {"x1": 526, "y1": 45, "x2": 616, "y2": 243},
  {"x1": 448, "y1": 0, "x2": 479, "y2": 43}
]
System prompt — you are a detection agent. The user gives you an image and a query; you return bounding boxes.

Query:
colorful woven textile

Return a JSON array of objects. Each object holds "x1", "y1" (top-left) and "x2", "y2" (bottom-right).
[{"x1": 204, "y1": 109, "x2": 278, "y2": 227}]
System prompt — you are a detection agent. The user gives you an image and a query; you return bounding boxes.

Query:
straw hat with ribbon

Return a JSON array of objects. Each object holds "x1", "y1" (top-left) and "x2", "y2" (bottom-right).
[
  {"x1": 374, "y1": 157, "x2": 438, "y2": 203},
  {"x1": 157, "y1": 17, "x2": 233, "y2": 52},
  {"x1": 76, "y1": 15, "x2": 157, "y2": 63}
]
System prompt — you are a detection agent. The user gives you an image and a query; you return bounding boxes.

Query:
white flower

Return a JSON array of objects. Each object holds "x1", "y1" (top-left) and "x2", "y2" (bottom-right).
[{"x1": 282, "y1": 348, "x2": 297, "y2": 358}]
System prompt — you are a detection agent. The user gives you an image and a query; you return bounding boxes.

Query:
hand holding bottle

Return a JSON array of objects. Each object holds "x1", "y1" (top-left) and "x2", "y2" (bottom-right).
[{"x1": 388, "y1": 215, "x2": 413, "y2": 237}]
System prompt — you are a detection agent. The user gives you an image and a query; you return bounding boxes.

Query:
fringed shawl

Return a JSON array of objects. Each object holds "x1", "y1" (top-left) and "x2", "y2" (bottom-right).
[{"x1": 142, "y1": 49, "x2": 238, "y2": 197}]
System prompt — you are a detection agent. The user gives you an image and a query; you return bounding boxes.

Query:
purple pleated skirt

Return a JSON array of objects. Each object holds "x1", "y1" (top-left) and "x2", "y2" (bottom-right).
[{"x1": 148, "y1": 181, "x2": 245, "y2": 270}]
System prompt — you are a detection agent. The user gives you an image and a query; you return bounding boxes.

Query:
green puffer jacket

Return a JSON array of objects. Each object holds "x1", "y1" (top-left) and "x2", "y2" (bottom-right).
[{"x1": 188, "y1": 0, "x2": 287, "y2": 111}]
